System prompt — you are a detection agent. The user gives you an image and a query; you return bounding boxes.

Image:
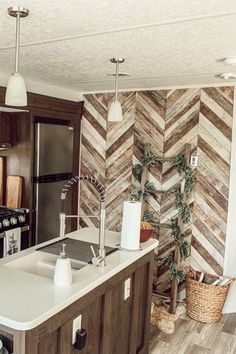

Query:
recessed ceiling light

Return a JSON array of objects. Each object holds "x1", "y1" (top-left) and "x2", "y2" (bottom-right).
[
  {"x1": 216, "y1": 72, "x2": 236, "y2": 80},
  {"x1": 224, "y1": 57, "x2": 236, "y2": 66}
]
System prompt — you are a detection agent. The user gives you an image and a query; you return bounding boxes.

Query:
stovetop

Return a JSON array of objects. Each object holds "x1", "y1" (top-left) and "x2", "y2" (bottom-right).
[
  {"x1": 0, "y1": 207, "x2": 28, "y2": 231},
  {"x1": 0, "y1": 207, "x2": 18, "y2": 217}
]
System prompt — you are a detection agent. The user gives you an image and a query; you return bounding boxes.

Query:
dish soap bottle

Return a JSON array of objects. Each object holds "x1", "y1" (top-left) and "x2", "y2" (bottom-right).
[{"x1": 54, "y1": 243, "x2": 72, "y2": 287}]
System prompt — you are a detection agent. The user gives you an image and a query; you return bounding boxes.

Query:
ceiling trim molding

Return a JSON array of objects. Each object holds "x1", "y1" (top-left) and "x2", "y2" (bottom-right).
[
  {"x1": 65, "y1": 70, "x2": 234, "y2": 85},
  {"x1": 81, "y1": 82, "x2": 236, "y2": 95},
  {"x1": 0, "y1": 10, "x2": 236, "y2": 51}
]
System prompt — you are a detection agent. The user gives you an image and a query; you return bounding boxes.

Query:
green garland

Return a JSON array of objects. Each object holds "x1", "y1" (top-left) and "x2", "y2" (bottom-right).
[
  {"x1": 132, "y1": 150, "x2": 194, "y2": 283},
  {"x1": 131, "y1": 181, "x2": 157, "y2": 201},
  {"x1": 170, "y1": 219, "x2": 190, "y2": 259},
  {"x1": 165, "y1": 252, "x2": 185, "y2": 284},
  {"x1": 133, "y1": 152, "x2": 194, "y2": 196},
  {"x1": 143, "y1": 209, "x2": 154, "y2": 222},
  {"x1": 133, "y1": 164, "x2": 143, "y2": 183},
  {"x1": 171, "y1": 154, "x2": 194, "y2": 196},
  {"x1": 173, "y1": 188, "x2": 191, "y2": 224},
  {"x1": 143, "y1": 151, "x2": 157, "y2": 166}
]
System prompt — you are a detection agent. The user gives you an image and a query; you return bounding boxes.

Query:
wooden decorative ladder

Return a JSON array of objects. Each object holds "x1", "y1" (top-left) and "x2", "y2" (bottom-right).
[{"x1": 139, "y1": 143, "x2": 191, "y2": 313}]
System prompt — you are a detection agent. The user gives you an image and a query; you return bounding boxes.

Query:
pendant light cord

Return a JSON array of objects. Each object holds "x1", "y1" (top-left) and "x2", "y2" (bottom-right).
[
  {"x1": 15, "y1": 11, "x2": 20, "y2": 73},
  {"x1": 115, "y1": 60, "x2": 119, "y2": 100}
]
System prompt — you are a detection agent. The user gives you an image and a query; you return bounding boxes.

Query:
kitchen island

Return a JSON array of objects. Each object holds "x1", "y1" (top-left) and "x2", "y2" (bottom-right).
[{"x1": 0, "y1": 228, "x2": 158, "y2": 354}]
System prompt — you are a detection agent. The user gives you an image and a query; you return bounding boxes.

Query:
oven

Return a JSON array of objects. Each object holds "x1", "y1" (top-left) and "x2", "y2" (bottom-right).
[{"x1": 0, "y1": 207, "x2": 29, "y2": 258}]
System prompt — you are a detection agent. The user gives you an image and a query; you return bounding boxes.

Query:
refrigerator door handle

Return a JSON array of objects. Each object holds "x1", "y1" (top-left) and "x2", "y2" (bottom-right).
[
  {"x1": 33, "y1": 173, "x2": 73, "y2": 184},
  {"x1": 35, "y1": 178, "x2": 39, "y2": 244}
]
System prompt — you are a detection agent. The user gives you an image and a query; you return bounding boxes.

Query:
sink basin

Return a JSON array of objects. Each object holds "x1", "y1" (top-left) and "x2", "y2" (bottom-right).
[
  {"x1": 37, "y1": 237, "x2": 117, "y2": 264},
  {"x1": 4, "y1": 251, "x2": 87, "y2": 279},
  {"x1": 4, "y1": 238, "x2": 118, "y2": 280}
]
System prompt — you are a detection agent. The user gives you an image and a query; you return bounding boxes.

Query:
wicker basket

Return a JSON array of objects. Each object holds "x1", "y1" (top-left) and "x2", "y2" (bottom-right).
[{"x1": 185, "y1": 269, "x2": 231, "y2": 323}]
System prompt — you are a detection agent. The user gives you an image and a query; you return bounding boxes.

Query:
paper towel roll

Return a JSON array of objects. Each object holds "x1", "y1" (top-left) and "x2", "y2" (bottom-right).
[{"x1": 120, "y1": 201, "x2": 142, "y2": 250}]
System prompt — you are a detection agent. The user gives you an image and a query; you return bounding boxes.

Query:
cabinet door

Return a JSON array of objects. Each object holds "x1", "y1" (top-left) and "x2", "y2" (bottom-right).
[
  {"x1": 101, "y1": 260, "x2": 152, "y2": 354},
  {"x1": 77, "y1": 297, "x2": 102, "y2": 354},
  {"x1": 102, "y1": 277, "x2": 132, "y2": 354},
  {"x1": 38, "y1": 332, "x2": 58, "y2": 354},
  {"x1": 0, "y1": 113, "x2": 11, "y2": 146},
  {"x1": 58, "y1": 297, "x2": 102, "y2": 354}
]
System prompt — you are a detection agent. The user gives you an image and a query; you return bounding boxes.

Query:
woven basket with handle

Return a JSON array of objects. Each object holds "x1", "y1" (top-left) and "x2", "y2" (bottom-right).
[{"x1": 185, "y1": 268, "x2": 232, "y2": 323}]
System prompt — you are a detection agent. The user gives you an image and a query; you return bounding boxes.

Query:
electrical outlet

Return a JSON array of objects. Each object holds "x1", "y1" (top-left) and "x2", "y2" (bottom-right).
[
  {"x1": 124, "y1": 278, "x2": 131, "y2": 300},
  {"x1": 72, "y1": 314, "x2": 82, "y2": 344},
  {"x1": 190, "y1": 155, "x2": 198, "y2": 167}
]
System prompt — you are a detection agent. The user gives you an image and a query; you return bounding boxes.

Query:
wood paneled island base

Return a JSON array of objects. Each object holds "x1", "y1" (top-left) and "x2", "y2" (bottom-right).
[{"x1": 0, "y1": 251, "x2": 153, "y2": 354}]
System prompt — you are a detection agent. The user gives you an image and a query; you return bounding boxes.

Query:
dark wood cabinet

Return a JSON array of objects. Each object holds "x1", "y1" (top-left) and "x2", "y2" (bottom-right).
[
  {"x1": 0, "y1": 251, "x2": 153, "y2": 354},
  {"x1": 0, "y1": 112, "x2": 12, "y2": 148},
  {"x1": 0, "y1": 86, "x2": 84, "y2": 245}
]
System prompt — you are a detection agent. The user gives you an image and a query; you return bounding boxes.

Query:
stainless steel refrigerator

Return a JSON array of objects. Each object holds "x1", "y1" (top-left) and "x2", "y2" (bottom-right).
[{"x1": 34, "y1": 122, "x2": 73, "y2": 244}]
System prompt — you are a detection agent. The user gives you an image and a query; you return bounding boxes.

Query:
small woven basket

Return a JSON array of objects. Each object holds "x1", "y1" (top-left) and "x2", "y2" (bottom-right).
[{"x1": 185, "y1": 268, "x2": 231, "y2": 323}]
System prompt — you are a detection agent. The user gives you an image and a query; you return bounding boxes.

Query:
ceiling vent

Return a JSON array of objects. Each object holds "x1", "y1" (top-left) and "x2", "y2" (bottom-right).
[
  {"x1": 216, "y1": 73, "x2": 236, "y2": 80},
  {"x1": 107, "y1": 73, "x2": 131, "y2": 78}
]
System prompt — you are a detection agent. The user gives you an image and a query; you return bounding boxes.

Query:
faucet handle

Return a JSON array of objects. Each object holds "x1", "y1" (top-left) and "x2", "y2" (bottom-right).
[
  {"x1": 90, "y1": 245, "x2": 103, "y2": 266},
  {"x1": 90, "y1": 245, "x2": 96, "y2": 258}
]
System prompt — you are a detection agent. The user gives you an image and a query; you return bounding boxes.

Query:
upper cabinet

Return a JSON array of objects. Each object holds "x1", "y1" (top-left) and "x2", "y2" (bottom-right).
[{"x1": 0, "y1": 112, "x2": 12, "y2": 149}]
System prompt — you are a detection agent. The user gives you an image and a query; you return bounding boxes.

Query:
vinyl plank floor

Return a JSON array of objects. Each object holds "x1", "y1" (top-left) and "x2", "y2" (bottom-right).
[
  {"x1": 150, "y1": 314, "x2": 236, "y2": 354},
  {"x1": 223, "y1": 314, "x2": 236, "y2": 335},
  {"x1": 150, "y1": 340, "x2": 170, "y2": 354},
  {"x1": 211, "y1": 332, "x2": 236, "y2": 354},
  {"x1": 193, "y1": 315, "x2": 227, "y2": 349}
]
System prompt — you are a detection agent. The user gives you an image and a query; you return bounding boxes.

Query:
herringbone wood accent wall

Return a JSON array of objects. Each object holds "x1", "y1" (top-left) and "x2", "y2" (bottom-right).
[
  {"x1": 191, "y1": 87, "x2": 233, "y2": 276},
  {"x1": 80, "y1": 87, "x2": 234, "y2": 293}
]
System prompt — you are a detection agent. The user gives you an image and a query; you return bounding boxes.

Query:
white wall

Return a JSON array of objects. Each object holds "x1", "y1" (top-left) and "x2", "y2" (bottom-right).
[{"x1": 223, "y1": 85, "x2": 236, "y2": 313}]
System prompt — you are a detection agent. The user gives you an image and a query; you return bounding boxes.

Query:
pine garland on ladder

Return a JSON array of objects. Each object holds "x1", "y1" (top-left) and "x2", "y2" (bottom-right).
[{"x1": 132, "y1": 148, "x2": 194, "y2": 284}]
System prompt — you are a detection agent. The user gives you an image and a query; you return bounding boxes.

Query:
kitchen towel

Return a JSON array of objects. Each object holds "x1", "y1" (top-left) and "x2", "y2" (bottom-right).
[
  {"x1": 120, "y1": 201, "x2": 142, "y2": 251},
  {"x1": 4, "y1": 228, "x2": 21, "y2": 257}
]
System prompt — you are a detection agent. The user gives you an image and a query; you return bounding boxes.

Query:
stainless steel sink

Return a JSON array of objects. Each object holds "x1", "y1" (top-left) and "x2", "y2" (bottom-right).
[{"x1": 37, "y1": 237, "x2": 117, "y2": 264}]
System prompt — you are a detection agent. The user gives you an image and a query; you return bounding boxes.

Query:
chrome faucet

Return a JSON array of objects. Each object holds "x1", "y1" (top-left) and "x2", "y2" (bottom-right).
[{"x1": 59, "y1": 176, "x2": 106, "y2": 267}]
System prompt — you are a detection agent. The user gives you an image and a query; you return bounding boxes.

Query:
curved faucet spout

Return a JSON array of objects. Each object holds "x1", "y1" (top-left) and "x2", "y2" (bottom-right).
[
  {"x1": 59, "y1": 175, "x2": 106, "y2": 267},
  {"x1": 60, "y1": 175, "x2": 105, "y2": 212}
]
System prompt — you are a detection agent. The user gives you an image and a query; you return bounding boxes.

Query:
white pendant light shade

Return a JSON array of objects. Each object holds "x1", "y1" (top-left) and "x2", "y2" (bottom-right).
[
  {"x1": 5, "y1": 6, "x2": 29, "y2": 107},
  {"x1": 5, "y1": 72, "x2": 27, "y2": 106},
  {"x1": 108, "y1": 99, "x2": 123, "y2": 122},
  {"x1": 107, "y1": 58, "x2": 125, "y2": 122}
]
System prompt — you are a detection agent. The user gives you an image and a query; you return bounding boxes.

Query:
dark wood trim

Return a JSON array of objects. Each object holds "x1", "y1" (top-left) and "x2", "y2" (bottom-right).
[
  {"x1": 34, "y1": 116, "x2": 71, "y2": 126},
  {"x1": 0, "y1": 86, "x2": 83, "y2": 115},
  {"x1": 141, "y1": 253, "x2": 154, "y2": 352}
]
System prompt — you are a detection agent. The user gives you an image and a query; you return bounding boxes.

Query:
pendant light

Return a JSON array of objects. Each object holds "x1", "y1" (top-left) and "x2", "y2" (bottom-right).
[
  {"x1": 107, "y1": 58, "x2": 125, "y2": 122},
  {"x1": 5, "y1": 6, "x2": 29, "y2": 107}
]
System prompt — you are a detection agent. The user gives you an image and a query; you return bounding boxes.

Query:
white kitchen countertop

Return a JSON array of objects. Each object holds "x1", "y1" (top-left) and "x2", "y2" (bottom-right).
[{"x1": 0, "y1": 227, "x2": 158, "y2": 331}]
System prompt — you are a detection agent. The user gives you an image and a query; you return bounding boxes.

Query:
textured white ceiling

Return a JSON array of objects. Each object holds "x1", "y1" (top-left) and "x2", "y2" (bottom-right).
[{"x1": 0, "y1": 0, "x2": 236, "y2": 91}]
